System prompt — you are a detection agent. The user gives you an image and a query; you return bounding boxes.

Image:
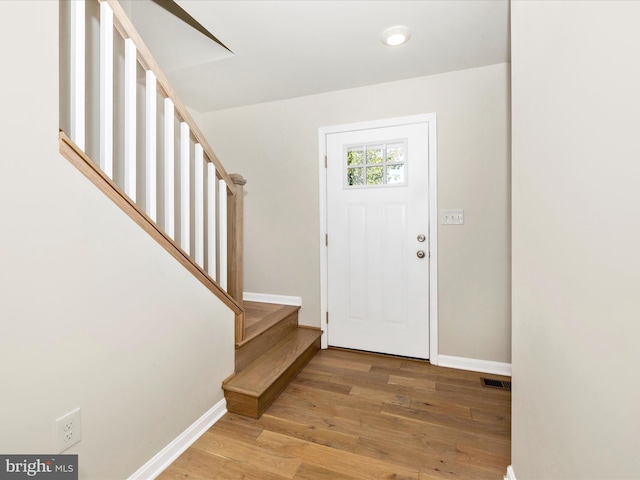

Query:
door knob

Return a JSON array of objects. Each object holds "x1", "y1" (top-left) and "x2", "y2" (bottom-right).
[
  {"x1": 416, "y1": 250, "x2": 426, "y2": 259},
  {"x1": 417, "y1": 234, "x2": 426, "y2": 242}
]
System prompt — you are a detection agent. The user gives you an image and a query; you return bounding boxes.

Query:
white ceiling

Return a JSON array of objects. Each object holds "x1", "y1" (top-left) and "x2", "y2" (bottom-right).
[{"x1": 129, "y1": 0, "x2": 510, "y2": 113}]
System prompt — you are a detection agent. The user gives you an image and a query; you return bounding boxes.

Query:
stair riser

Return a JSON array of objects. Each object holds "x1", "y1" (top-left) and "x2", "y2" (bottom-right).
[
  {"x1": 236, "y1": 312, "x2": 298, "y2": 371},
  {"x1": 227, "y1": 335, "x2": 321, "y2": 419},
  {"x1": 225, "y1": 392, "x2": 258, "y2": 418}
]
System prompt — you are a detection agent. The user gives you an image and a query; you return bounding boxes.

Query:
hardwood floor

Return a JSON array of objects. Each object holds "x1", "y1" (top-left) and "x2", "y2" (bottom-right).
[{"x1": 158, "y1": 348, "x2": 511, "y2": 480}]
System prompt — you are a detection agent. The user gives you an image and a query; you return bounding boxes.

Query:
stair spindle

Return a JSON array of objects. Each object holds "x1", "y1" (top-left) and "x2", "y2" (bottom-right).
[
  {"x1": 194, "y1": 144, "x2": 204, "y2": 268},
  {"x1": 70, "y1": 0, "x2": 85, "y2": 150},
  {"x1": 123, "y1": 38, "x2": 137, "y2": 201},
  {"x1": 180, "y1": 122, "x2": 190, "y2": 254},
  {"x1": 163, "y1": 99, "x2": 175, "y2": 239},
  {"x1": 207, "y1": 163, "x2": 217, "y2": 281},
  {"x1": 145, "y1": 70, "x2": 157, "y2": 221},
  {"x1": 99, "y1": 2, "x2": 113, "y2": 178}
]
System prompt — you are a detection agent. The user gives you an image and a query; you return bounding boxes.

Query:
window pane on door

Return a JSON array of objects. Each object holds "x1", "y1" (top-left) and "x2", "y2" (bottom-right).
[
  {"x1": 344, "y1": 139, "x2": 407, "y2": 188},
  {"x1": 347, "y1": 167, "x2": 365, "y2": 186},
  {"x1": 386, "y1": 164, "x2": 405, "y2": 184},
  {"x1": 347, "y1": 148, "x2": 364, "y2": 166},
  {"x1": 387, "y1": 143, "x2": 405, "y2": 163},
  {"x1": 367, "y1": 166, "x2": 384, "y2": 185},
  {"x1": 366, "y1": 146, "x2": 384, "y2": 164}
]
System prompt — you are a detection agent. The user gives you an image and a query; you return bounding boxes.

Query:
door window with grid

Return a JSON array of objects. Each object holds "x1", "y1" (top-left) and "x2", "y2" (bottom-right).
[{"x1": 344, "y1": 140, "x2": 407, "y2": 188}]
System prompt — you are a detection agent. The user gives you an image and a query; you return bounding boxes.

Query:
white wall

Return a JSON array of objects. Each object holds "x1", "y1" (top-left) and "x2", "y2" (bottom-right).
[
  {"x1": 0, "y1": 3, "x2": 234, "y2": 479},
  {"x1": 512, "y1": 1, "x2": 640, "y2": 478},
  {"x1": 196, "y1": 63, "x2": 511, "y2": 363}
]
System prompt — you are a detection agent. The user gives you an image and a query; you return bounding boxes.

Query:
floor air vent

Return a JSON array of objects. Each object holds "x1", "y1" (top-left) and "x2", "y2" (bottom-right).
[{"x1": 481, "y1": 378, "x2": 512, "y2": 391}]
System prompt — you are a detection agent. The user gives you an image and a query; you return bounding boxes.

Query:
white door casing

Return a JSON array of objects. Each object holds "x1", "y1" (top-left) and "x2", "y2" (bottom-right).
[{"x1": 320, "y1": 115, "x2": 438, "y2": 360}]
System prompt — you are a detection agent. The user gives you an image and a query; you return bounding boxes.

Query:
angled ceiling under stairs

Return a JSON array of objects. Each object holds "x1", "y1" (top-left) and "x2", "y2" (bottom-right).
[{"x1": 124, "y1": 0, "x2": 510, "y2": 112}]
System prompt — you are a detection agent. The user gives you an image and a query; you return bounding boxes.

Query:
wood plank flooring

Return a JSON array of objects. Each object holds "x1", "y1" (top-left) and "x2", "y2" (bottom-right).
[{"x1": 158, "y1": 348, "x2": 511, "y2": 480}]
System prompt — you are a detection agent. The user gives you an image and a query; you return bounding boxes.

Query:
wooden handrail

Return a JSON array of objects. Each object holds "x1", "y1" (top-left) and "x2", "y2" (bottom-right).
[
  {"x1": 59, "y1": 131, "x2": 246, "y2": 342},
  {"x1": 98, "y1": 0, "x2": 236, "y2": 194}
]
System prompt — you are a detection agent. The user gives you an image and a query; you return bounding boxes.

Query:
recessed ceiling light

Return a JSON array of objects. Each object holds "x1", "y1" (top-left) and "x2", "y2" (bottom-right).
[{"x1": 381, "y1": 26, "x2": 411, "y2": 47}]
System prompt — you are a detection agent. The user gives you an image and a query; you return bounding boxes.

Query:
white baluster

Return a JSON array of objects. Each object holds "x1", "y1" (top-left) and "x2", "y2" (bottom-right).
[
  {"x1": 180, "y1": 122, "x2": 190, "y2": 254},
  {"x1": 194, "y1": 145, "x2": 204, "y2": 268},
  {"x1": 70, "y1": 0, "x2": 85, "y2": 150},
  {"x1": 218, "y1": 179, "x2": 228, "y2": 290},
  {"x1": 207, "y1": 163, "x2": 217, "y2": 280},
  {"x1": 164, "y1": 99, "x2": 175, "y2": 239},
  {"x1": 124, "y1": 39, "x2": 137, "y2": 201},
  {"x1": 99, "y1": 2, "x2": 113, "y2": 178},
  {"x1": 146, "y1": 70, "x2": 157, "y2": 221}
]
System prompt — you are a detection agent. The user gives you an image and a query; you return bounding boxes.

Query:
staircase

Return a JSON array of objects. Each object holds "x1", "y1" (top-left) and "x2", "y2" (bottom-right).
[
  {"x1": 60, "y1": 0, "x2": 321, "y2": 421},
  {"x1": 224, "y1": 302, "x2": 321, "y2": 418}
]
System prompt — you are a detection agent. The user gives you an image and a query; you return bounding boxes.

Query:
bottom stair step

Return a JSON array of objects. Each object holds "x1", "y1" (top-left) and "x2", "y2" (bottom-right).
[{"x1": 224, "y1": 327, "x2": 321, "y2": 419}]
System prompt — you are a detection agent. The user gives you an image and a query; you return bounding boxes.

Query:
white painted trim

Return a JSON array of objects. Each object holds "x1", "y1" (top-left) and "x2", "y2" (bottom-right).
[
  {"x1": 123, "y1": 39, "x2": 137, "y2": 201},
  {"x1": 99, "y1": 2, "x2": 113, "y2": 178},
  {"x1": 127, "y1": 399, "x2": 227, "y2": 480},
  {"x1": 218, "y1": 179, "x2": 228, "y2": 290},
  {"x1": 145, "y1": 70, "x2": 157, "y2": 222},
  {"x1": 427, "y1": 115, "x2": 439, "y2": 365},
  {"x1": 243, "y1": 292, "x2": 302, "y2": 306},
  {"x1": 194, "y1": 144, "x2": 204, "y2": 268},
  {"x1": 504, "y1": 465, "x2": 516, "y2": 480},
  {"x1": 318, "y1": 113, "x2": 438, "y2": 358},
  {"x1": 163, "y1": 99, "x2": 175, "y2": 240},
  {"x1": 70, "y1": 0, "x2": 85, "y2": 151},
  {"x1": 438, "y1": 355, "x2": 512, "y2": 376},
  {"x1": 180, "y1": 122, "x2": 191, "y2": 255},
  {"x1": 206, "y1": 163, "x2": 217, "y2": 280},
  {"x1": 318, "y1": 131, "x2": 328, "y2": 348}
]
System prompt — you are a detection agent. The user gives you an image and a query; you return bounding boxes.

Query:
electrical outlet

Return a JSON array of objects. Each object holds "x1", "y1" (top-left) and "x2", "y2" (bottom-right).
[{"x1": 55, "y1": 408, "x2": 81, "y2": 453}]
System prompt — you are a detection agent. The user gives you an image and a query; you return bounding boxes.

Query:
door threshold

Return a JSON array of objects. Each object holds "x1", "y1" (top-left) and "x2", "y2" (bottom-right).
[{"x1": 327, "y1": 346, "x2": 431, "y2": 364}]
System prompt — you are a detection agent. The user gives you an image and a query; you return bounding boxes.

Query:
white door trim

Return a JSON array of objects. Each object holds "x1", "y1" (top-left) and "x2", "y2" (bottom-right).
[{"x1": 318, "y1": 113, "x2": 438, "y2": 364}]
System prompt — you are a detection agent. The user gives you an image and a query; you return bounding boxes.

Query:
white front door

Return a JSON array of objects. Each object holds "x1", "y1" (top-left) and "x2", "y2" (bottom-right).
[{"x1": 326, "y1": 122, "x2": 430, "y2": 359}]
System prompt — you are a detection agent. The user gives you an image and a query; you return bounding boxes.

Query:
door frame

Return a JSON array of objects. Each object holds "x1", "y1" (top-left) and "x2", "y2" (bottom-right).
[{"x1": 318, "y1": 113, "x2": 439, "y2": 364}]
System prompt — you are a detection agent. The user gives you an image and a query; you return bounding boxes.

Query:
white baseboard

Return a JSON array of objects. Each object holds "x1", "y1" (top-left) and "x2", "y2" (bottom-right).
[
  {"x1": 504, "y1": 465, "x2": 516, "y2": 480},
  {"x1": 127, "y1": 398, "x2": 227, "y2": 480},
  {"x1": 243, "y1": 292, "x2": 302, "y2": 306},
  {"x1": 438, "y1": 355, "x2": 512, "y2": 376}
]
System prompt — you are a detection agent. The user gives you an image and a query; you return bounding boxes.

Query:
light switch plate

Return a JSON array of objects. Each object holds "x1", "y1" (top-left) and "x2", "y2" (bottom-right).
[{"x1": 442, "y1": 209, "x2": 464, "y2": 225}]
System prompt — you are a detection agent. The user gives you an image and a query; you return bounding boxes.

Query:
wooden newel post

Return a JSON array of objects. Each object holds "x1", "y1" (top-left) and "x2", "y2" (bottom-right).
[{"x1": 228, "y1": 173, "x2": 247, "y2": 307}]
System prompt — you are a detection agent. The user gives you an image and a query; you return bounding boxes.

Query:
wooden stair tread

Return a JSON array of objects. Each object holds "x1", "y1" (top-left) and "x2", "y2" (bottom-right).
[
  {"x1": 225, "y1": 327, "x2": 321, "y2": 397},
  {"x1": 243, "y1": 301, "x2": 285, "y2": 325},
  {"x1": 240, "y1": 303, "x2": 301, "y2": 347},
  {"x1": 226, "y1": 300, "x2": 322, "y2": 418}
]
